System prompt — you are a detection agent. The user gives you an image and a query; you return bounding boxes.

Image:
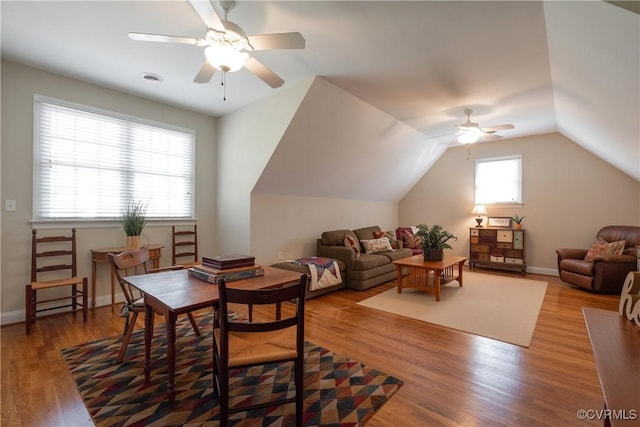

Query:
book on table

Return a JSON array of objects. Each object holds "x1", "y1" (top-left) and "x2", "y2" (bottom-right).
[
  {"x1": 188, "y1": 264, "x2": 264, "y2": 283},
  {"x1": 202, "y1": 254, "x2": 255, "y2": 270}
]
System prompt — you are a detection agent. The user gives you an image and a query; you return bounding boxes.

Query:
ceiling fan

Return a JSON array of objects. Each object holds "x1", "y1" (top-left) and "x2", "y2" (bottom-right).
[
  {"x1": 426, "y1": 108, "x2": 515, "y2": 146},
  {"x1": 128, "y1": 0, "x2": 305, "y2": 89},
  {"x1": 454, "y1": 108, "x2": 514, "y2": 144}
]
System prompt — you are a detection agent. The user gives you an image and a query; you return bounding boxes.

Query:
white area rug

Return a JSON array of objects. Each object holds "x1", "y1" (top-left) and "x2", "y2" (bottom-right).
[{"x1": 357, "y1": 271, "x2": 548, "y2": 347}]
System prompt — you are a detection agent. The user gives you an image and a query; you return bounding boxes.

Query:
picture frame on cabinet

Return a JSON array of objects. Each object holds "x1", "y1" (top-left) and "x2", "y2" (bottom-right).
[{"x1": 488, "y1": 217, "x2": 512, "y2": 228}]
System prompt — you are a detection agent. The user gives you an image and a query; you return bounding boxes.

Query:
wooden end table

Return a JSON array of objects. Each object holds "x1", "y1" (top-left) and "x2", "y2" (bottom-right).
[
  {"x1": 583, "y1": 307, "x2": 640, "y2": 427},
  {"x1": 393, "y1": 254, "x2": 467, "y2": 301}
]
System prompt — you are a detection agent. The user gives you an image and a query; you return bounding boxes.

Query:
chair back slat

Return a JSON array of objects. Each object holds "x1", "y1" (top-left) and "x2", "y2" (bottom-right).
[
  {"x1": 109, "y1": 248, "x2": 151, "y2": 306},
  {"x1": 31, "y1": 228, "x2": 78, "y2": 282},
  {"x1": 171, "y1": 225, "x2": 198, "y2": 265},
  {"x1": 218, "y1": 274, "x2": 308, "y2": 335}
]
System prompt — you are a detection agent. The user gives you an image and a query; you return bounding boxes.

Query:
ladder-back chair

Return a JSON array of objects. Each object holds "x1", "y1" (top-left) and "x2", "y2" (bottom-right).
[
  {"x1": 109, "y1": 248, "x2": 201, "y2": 363},
  {"x1": 172, "y1": 225, "x2": 198, "y2": 267},
  {"x1": 26, "y1": 228, "x2": 88, "y2": 335},
  {"x1": 213, "y1": 274, "x2": 308, "y2": 427}
]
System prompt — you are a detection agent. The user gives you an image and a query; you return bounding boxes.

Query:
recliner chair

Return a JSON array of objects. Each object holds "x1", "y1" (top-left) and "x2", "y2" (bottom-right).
[{"x1": 556, "y1": 225, "x2": 640, "y2": 294}]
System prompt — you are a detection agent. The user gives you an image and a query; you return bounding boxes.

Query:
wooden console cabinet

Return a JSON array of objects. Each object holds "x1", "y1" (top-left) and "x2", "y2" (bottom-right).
[{"x1": 469, "y1": 227, "x2": 526, "y2": 275}]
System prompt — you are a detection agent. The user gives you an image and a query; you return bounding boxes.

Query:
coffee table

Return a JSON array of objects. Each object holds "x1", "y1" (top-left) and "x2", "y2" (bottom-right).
[{"x1": 393, "y1": 254, "x2": 467, "y2": 301}]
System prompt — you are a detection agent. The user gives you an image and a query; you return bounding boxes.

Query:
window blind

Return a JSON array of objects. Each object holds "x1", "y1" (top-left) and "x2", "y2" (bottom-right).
[
  {"x1": 34, "y1": 95, "x2": 195, "y2": 220},
  {"x1": 475, "y1": 155, "x2": 522, "y2": 204}
]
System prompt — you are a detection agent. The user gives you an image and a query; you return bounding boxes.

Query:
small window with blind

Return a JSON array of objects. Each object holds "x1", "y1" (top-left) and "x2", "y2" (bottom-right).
[
  {"x1": 475, "y1": 155, "x2": 522, "y2": 205},
  {"x1": 33, "y1": 95, "x2": 195, "y2": 220}
]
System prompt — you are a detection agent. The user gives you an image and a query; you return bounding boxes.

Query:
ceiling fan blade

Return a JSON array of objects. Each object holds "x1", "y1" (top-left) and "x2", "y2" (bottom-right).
[
  {"x1": 244, "y1": 57, "x2": 284, "y2": 88},
  {"x1": 247, "y1": 32, "x2": 306, "y2": 50},
  {"x1": 188, "y1": 0, "x2": 225, "y2": 31},
  {"x1": 193, "y1": 61, "x2": 216, "y2": 83},
  {"x1": 128, "y1": 32, "x2": 199, "y2": 45},
  {"x1": 481, "y1": 124, "x2": 515, "y2": 132},
  {"x1": 480, "y1": 134, "x2": 504, "y2": 141}
]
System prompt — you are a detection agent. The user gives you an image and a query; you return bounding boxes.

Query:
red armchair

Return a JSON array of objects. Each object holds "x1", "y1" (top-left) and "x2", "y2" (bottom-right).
[
  {"x1": 396, "y1": 227, "x2": 423, "y2": 255},
  {"x1": 556, "y1": 225, "x2": 640, "y2": 294}
]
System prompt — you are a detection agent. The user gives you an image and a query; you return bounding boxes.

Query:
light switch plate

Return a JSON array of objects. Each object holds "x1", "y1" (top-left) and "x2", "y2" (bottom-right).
[{"x1": 5, "y1": 200, "x2": 16, "y2": 211}]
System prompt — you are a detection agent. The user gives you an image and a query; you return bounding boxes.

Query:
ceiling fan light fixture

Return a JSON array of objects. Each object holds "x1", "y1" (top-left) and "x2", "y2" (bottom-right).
[
  {"x1": 458, "y1": 131, "x2": 480, "y2": 144},
  {"x1": 204, "y1": 44, "x2": 249, "y2": 72}
]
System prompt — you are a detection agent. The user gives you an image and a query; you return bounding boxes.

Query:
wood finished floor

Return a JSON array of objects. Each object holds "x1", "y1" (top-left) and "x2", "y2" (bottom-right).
[{"x1": 1, "y1": 270, "x2": 620, "y2": 427}]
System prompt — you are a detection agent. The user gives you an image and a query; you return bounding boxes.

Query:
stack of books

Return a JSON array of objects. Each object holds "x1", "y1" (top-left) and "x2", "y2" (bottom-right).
[
  {"x1": 202, "y1": 254, "x2": 255, "y2": 270},
  {"x1": 188, "y1": 254, "x2": 263, "y2": 283}
]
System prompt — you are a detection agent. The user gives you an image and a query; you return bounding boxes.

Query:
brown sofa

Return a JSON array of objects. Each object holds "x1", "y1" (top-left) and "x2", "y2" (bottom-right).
[
  {"x1": 316, "y1": 226, "x2": 413, "y2": 291},
  {"x1": 556, "y1": 225, "x2": 640, "y2": 294}
]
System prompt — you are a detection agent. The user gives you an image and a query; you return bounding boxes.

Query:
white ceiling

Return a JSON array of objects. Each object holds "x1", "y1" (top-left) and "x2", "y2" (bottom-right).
[{"x1": 2, "y1": 1, "x2": 639, "y2": 180}]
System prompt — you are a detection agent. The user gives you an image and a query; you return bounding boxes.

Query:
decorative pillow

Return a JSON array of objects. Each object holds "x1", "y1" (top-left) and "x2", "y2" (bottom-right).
[
  {"x1": 374, "y1": 230, "x2": 398, "y2": 249},
  {"x1": 584, "y1": 238, "x2": 610, "y2": 261},
  {"x1": 344, "y1": 234, "x2": 361, "y2": 258},
  {"x1": 404, "y1": 234, "x2": 417, "y2": 249},
  {"x1": 360, "y1": 238, "x2": 394, "y2": 254},
  {"x1": 584, "y1": 238, "x2": 626, "y2": 261},
  {"x1": 608, "y1": 240, "x2": 626, "y2": 256}
]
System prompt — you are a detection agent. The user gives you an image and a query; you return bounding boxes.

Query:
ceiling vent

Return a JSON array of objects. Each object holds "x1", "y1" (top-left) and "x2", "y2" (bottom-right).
[{"x1": 140, "y1": 72, "x2": 163, "y2": 84}]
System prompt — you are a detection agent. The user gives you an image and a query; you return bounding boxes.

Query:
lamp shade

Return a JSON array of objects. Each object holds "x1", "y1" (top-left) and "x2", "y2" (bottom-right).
[{"x1": 472, "y1": 204, "x2": 487, "y2": 215}]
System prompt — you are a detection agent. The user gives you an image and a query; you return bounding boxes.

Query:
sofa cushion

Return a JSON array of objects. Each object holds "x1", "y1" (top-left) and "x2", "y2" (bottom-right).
[
  {"x1": 360, "y1": 238, "x2": 394, "y2": 254},
  {"x1": 374, "y1": 230, "x2": 398, "y2": 249},
  {"x1": 351, "y1": 253, "x2": 390, "y2": 271},
  {"x1": 344, "y1": 234, "x2": 361, "y2": 258},
  {"x1": 377, "y1": 247, "x2": 413, "y2": 261},
  {"x1": 353, "y1": 226, "x2": 382, "y2": 242},
  {"x1": 321, "y1": 229, "x2": 358, "y2": 247}
]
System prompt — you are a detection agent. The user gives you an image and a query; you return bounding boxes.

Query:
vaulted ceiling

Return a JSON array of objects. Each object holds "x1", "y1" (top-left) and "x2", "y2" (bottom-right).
[{"x1": 2, "y1": 1, "x2": 638, "y2": 181}]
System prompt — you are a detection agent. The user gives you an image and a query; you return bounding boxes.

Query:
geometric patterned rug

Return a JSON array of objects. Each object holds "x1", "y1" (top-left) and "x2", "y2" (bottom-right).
[{"x1": 61, "y1": 312, "x2": 402, "y2": 426}]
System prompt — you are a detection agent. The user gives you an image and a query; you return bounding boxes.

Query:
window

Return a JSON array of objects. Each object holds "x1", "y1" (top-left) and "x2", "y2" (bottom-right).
[
  {"x1": 34, "y1": 95, "x2": 195, "y2": 220},
  {"x1": 475, "y1": 155, "x2": 522, "y2": 205}
]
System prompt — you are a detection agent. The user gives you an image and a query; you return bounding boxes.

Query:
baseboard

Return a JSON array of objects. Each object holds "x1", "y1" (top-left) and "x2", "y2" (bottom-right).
[
  {"x1": 527, "y1": 266, "x2": 559, "y2": 276},
  {"x1": 1, "y1": 294, "x2": 124, "y2": 326}
]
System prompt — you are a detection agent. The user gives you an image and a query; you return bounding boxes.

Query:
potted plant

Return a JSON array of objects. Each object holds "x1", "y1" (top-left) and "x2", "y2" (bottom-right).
[
  {"x1": 121, "y1": 201, "x2": 147, "y2": 250},
  {"x1": 511, "y1": 214, "x2": 525, "y2": 230},
  {"x1": 415, "y1": 224, "x2": 457, "y2": 261}
]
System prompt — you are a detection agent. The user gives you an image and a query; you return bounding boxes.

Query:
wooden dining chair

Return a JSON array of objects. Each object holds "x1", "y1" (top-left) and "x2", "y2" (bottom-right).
[
  {"x1": 172, "y1": 225, "x2": 198, "y2": 267},
  {"x1": 26, "y1": 228, "x2": 88, "y2": 335},
  {"x1": 213, "y1": 274, "x2": 308, "y2": 427},
  {"x1": 109, "y1": 247, "x2": 201, "y2": 363}
]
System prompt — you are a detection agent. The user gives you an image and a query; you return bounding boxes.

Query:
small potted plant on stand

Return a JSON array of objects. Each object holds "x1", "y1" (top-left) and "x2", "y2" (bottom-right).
[
  {"x1": 511, "y1": 214, "x2": 525, "y2": 230},
  {"x1": 121, "y1": 201, "x2": 147, "y2": 250},
  {"x1": 415, "y1": 224, "x2": 457, "y2": 261}
]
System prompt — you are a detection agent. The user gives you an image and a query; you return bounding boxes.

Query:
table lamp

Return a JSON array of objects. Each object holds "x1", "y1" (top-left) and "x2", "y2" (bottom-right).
[{"x1": 472, "y1": 204, "x2": 487, "y2": 227}]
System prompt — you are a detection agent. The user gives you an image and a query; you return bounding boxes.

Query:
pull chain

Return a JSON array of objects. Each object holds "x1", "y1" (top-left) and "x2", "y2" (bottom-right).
[{"x1": 221, "y1": 71, "x2": 226, "y2": 101}]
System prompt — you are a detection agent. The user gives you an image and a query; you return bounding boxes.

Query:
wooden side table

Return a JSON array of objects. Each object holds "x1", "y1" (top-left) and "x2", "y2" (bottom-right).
[
  {"x1": 90, "y1": 245, "x2": 163, "y2": 309},
  {"x1": 583, "y1": 307, "x2": 640, "y2": 426}
]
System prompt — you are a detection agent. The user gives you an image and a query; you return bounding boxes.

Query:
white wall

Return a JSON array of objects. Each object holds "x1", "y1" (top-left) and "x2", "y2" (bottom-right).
[
  {"x1": 215, "y1": 77, "x2": 313, "y2": 256},
  {"x1": 251, "y1": 193, "x2": 398, "y2": 265},
  {"x1": 0, "y1": 60, "x2": 217, "y2": 323},
  {"x1": 400, "y1": 132, "x2": 640, "y2": 274}
]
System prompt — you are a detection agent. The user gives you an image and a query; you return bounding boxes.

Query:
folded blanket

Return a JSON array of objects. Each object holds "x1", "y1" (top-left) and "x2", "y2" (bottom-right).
[{"x1": 292, "y1": 257, "x2": 342, "y2": 291}]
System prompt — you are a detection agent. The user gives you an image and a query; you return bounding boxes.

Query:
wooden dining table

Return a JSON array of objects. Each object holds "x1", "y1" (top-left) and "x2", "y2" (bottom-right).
[{"x1": 123, "y1": 265, "x2": 302, "y2": 407}]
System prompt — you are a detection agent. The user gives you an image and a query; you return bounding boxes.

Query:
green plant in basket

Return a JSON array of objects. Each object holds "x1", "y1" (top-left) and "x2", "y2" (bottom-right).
[{"x1": 415, "y1": 224, "x2": 457, "y2": 261}]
